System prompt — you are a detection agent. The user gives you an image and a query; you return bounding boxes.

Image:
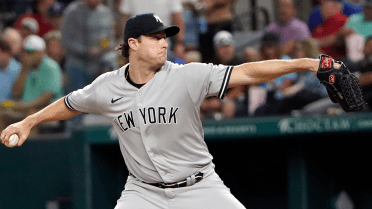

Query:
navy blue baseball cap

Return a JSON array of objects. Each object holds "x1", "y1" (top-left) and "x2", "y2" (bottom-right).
[
  {"x1": 123, "y1": 13, "x2": 180, "y2": 44},
  {"x1": 48, "y1": 2, "x2": 65, "y2": 17}
]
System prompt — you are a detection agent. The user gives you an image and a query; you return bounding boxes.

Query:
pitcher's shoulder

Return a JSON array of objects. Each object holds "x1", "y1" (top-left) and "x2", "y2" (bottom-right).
[
  {"x1": 164, "y1": 61, "x2": 213, "y2": 72},
  {"x1": 93, "y1": 66, "x2": 125, "y2": 86}
]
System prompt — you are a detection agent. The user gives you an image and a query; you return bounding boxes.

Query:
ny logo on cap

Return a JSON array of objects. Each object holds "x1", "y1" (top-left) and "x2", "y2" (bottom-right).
[{"x1": 153, "y1": 14, "x2": 163, "y2": 23}]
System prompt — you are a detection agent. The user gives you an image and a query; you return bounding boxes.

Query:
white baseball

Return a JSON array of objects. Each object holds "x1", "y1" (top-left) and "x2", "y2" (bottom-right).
[{"x1": 7, "y1": 134, "x2": 19, "y2": 148}]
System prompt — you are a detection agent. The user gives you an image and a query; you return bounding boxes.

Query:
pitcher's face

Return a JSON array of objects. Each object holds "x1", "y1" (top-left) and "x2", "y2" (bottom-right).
[{"x1": 138, "y1": 31, "x2": 168, "y2": 68}]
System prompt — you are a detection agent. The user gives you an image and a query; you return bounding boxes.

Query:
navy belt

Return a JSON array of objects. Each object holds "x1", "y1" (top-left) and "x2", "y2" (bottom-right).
[{"x1": 132, "y1": 172, "x2": 204, "y2": 189}]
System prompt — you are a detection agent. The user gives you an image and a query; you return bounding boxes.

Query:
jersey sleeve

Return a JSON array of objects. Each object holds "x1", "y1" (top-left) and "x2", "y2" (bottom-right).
[
  {"x1": 64, "y1": 77, "x2": 102, "y2": 115},
  {"x1": 181, "y1": 63, "x2": 233, "y2": 105}
]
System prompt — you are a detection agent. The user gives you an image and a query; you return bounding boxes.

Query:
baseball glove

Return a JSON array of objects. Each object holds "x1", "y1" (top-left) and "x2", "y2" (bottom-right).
[{"x1": 317, "y1": 54, "x2": 365, "y2": 112}]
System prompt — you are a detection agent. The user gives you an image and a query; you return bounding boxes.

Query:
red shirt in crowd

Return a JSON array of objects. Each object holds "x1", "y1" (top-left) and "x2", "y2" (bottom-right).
[
  {"x1": 312, "y1": 13, "x2": 348, "y2": 59},
  {"x1": 13, "y1": 13, "x2": 54, "y2": 37}
]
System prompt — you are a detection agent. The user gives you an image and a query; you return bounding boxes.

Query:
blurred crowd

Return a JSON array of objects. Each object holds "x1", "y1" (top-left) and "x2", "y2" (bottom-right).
[{"x1": 1, "y1": 0, "x2": 372, "y2": 135}]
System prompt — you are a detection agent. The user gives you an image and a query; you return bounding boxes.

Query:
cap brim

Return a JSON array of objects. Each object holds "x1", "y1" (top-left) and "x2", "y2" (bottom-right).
[
  {"x1": 25, "y1": 46, "x2": 37, "y2": 52},
  {"x1": 144, "y1": 25, "x2": 180, "y2": 37}
]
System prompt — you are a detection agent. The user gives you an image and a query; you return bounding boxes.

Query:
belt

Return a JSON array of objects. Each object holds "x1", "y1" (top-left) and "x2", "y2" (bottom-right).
[{"x1": 132, "y1": 172, "x2": 204, "y2": 189}]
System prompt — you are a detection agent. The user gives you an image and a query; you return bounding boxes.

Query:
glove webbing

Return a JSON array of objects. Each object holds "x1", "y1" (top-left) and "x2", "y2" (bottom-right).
[{"x1": 340, "y1": 74, "x2": 364, "y2": 111}]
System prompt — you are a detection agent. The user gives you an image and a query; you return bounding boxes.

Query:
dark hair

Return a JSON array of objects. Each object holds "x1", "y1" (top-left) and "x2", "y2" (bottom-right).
[
  {"x1": 0, "y1": 38, "x2": 12, "y2": 53},
  {"x1": 116, "y1": 42, "x2": 130, "y2": 58},
  {"x1": 260, "y1": 42, "x2": 282, "y2": 60},
  {"x1": 261, "y1": 32, "x2": 280, "y2": 46},
  {"x1": 116, "y1": 37, "x2": 142, "y2": 58}
]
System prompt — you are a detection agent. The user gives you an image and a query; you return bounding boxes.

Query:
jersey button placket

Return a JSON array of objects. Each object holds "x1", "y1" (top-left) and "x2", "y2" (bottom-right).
[
  {"x1": 136, "y1": 92, "x2": 160, "y2": 174},
  {"x1": 137, "y1": 91, "x2": 142, "y2": 107}
]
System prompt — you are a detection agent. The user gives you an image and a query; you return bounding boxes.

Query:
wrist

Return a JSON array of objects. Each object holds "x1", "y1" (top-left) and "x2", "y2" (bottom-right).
[
  {"x1": 297, "y1": 58, "x2": 319, "y2": 74},
  {"x1": 24, "y1": 115, "x2": 38, "y2": 129}
]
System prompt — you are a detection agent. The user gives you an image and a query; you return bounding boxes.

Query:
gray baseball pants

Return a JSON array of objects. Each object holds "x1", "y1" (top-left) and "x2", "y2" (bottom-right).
[{"x1": 114, "y1": 170, "x2": 246, "y2": 209}]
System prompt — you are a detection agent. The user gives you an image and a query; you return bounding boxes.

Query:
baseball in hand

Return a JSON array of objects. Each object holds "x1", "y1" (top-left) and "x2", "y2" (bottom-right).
[{"x1": 6, "y1": 134, "x2": 19, "y2": 148}]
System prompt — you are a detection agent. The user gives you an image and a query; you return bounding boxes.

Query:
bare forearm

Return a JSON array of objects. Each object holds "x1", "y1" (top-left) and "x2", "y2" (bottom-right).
[
  {"x1": 12, "y1": 68, "x2": 29, "y2": 97},
  {"x1": 1, "y1": 97, "x2": 80, "y2": 146},
  {"x1": 24, "y1": 97, "x2": 81, "y2": 128},
  {"x1": 228, "y1": 58, "x2": 318, "y2": 88}
]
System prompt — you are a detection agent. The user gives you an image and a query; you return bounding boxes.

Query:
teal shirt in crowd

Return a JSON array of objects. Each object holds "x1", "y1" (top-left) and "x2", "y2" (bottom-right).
[
  {"x1": 347, "y1": 13, "x2": 372, "y2": 38},
  {"x1": 22, "y1": 56, "x2": 63, "y2": 102}
]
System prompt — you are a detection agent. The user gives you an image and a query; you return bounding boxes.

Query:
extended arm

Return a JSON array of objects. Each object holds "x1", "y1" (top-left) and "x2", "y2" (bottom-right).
[
  {"x1": 228, "y1": 58, "x2": 319, "y2": 88},
  {"x1": 1, "y1": 97, "x2": 81, "y2": 146}
]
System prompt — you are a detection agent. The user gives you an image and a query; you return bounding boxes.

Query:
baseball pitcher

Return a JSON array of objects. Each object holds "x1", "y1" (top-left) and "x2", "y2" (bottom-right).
[{"x1": 1, "y1": 13, "x2": 362, "y2": 209}]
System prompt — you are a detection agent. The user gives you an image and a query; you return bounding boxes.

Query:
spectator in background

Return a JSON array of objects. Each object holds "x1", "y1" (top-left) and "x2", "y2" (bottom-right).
[
  {"x1": 18, "y1": 17, "x2": 39, "y2": 39},
  {"x1": 308, "y1": 0, "x2": 362, "y2": 32},
  {"x1": 204, "y1": 31, "x2": 247, "y2": 119},
  {"x1": 244, "y1": 46, "x2": 261, "y2": 62},
  {"x1": 44, "y1": 30, "x2": 65, "y2": 70},
  {"x1": 355, "y1": 36, "x2": 372, "y2": 111},
  {"x1": 345, "y1": 0, "x2": 372, "y2": 38},
  {"x1": 208, "y1": 31, "x2": 243, "y2": 65},
  {"x1": 259, "y1": 33, "x2": 290, "y2": 61},
  {"x1": 181, "y1": 0, "x2": 201, "y2": 49},
  {"x1": 267, "y1": 0, "x2": 311, "y2": 58},
  {"x1": 0, "y1": 35, "x2": 63, "y2": 135},
  {"x1": 312, "y1": 0, "x2": 350, "y2": 60},
  {"x1": 0, "y1": 39, "x2": 21, "y2": 102},
  {"x1": 61, "y1": 0, "x2": 118, "y2": 93},
  {"x1": 2, "y1": 28, "x2": 23, "y2": 61},
  {"x1": 254, "y1": 32, "x2": 298, "y2": 116},
  {"x1": 283, "y1": 38, "x2": 342, "y2": 116},
  {"x1": 43, "y1": 30, "x2": 66, "y2": 86},
  {"x1": 342, "y1": 0, "x2": 372, "y2": 68},
  {"x1": 198, "y1": 0, "x2": 236, "y2": 63},
  {"x1": 171, "y1": 42, "x2": 187, "y2": 64},
  {"x1": 46, "y1": 1, "x2": 66, "y2": 30},
  {"x1": 13, "y1": 0, "x2": 56, "y2": 37},
  {"x1": 119, "y1": 0, "x2": 185, "y2": 60},
  {"x1": 113, "y1": 0, "x2": 125, "y2": 43},
  {"x1": 184, "y1": 50, "x2": 202, "y2": 63},
  {"x1": 243, "y1": 46, "x2": 264, "y2": 116},
  {"x1": 289, "y1": 39, "x2": 328, "y2": 112}
]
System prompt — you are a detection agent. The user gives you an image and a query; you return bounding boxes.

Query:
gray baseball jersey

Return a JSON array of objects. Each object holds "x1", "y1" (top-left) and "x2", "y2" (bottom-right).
[{"x1": 64, "y1": 61, "x2": 233, "y2": 183}]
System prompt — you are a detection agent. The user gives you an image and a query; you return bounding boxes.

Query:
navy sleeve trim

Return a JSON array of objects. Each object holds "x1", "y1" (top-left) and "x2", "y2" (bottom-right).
[
  {"x1": 64, "y1": 93, "x2": 75, "y2": 110},
  {"x1": 218, "y1": 66, "x2": 233, "y2": 99}
]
